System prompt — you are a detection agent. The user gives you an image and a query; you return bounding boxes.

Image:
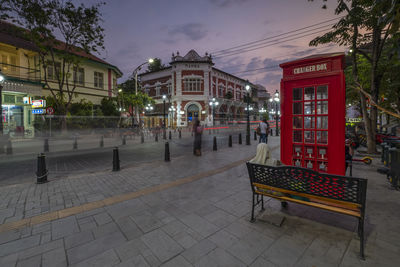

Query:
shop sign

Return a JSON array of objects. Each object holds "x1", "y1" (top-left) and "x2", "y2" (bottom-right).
[
  {"x1": 347, "y1": 118, "x2": 362, "y2": 123},
  {"x1": 32, "y1": 109, "x2": 45, "y2": 114},
  {"x1": 23, "y1": 97, "x2": 32, "y2": 104},
  {"x1": 32, "y1": 100, "x2": 46, "y2": 108},
  {"x1": 293, "y1": 63, "x2": 328, "y2": 75}
]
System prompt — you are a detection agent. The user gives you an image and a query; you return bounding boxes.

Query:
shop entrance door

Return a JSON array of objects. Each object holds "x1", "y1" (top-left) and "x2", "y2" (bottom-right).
[{"x1": 187, "y1": 104, "x2": 199, "y2": 123}]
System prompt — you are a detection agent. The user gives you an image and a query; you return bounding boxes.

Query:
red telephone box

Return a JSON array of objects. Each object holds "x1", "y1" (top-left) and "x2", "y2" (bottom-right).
[{"x1": 279, "y1": 53, "x2": 346, "y2": 175}]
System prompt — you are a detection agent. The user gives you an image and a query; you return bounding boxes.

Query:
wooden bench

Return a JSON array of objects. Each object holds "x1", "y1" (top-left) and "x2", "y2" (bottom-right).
[{"x1": 246, "y1": 162, "x2": 368, "y2": 259}]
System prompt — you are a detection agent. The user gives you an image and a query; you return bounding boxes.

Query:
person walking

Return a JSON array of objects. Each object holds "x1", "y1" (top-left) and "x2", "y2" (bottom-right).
[
  {"x1": 193, "y1": 120, "x2": 203, "y2": 156},
  {"x1": 259, "y1": 118, "x2": 269, "y2": 144}
]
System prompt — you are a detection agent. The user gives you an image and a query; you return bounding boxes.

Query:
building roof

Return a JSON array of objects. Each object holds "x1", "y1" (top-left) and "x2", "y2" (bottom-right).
[
  {"x1": 170, "y1": 49, "x2": 213, "y2": 64},
  {"x1": 0, "y1": 20, "x2": 123, "y2": 77}
]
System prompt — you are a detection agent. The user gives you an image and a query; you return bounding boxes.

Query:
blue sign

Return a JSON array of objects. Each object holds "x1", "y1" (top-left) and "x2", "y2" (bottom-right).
[{"x1": 32, "y1": 109, "x2": 45, "y2": 114}]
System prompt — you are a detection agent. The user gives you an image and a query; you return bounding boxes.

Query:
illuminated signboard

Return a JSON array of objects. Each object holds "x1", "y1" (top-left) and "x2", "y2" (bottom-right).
[
  {"x1": 32, "y1": 100, "x2": 46, "y2": 108},
  {"x1": 32, "y1": 109, "x2": 45, "y2": 114}
]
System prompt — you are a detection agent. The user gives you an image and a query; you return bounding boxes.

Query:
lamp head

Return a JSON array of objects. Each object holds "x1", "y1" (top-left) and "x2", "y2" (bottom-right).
[
  {"x1": 0, "y1": 74, "x2": 4, "y2": 83},
  {"x1": 162, "y1": 95, "x2": 166, "y2": 99},
  {"x1": 269, "y1": 98, "x2": 273, "y2": 102},
  {"x1": 148, "y1": 58, "x2": 154, "y2": 63},
  {"x1": 245, "y1": 85, "x2": 250, "y2": 91}
]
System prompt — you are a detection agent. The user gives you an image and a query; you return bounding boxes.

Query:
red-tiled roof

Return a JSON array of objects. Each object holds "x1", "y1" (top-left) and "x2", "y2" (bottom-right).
[{"x1": 0, "y1": 20, "x2": 122, "y2": 76}]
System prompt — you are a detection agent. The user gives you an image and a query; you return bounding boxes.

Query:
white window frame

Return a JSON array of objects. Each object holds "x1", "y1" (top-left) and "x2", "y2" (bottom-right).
[
  {"x1": 183, "y1": 76, "x2": 203, "y2": 92},
  {"x1": 94, "y1": 71, "x2": 104, "y2": 89},
  {"x1": 73, "y1": 67, "x2": 85, "y2": 86}
]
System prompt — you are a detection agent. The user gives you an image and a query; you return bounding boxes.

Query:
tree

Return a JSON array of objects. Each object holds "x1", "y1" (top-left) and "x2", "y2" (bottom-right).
[
  {"x1": 2, "y1": 0, "x2": 105, "y2": 132},
  {"x1": 100, "y1": 97, "x2": 119, "y2": 116},
  {"x1": 146, "y1": 58, "x2": 166, "y2": 72},
  {"x1": 309, "y1": 0, "x2": 400, "y2": 153}
]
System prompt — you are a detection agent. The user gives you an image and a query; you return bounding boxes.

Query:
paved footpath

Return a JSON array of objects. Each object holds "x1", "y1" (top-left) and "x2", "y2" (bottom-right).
[{"x1": 0, "y1": 136, "x2": 399, "y2": 266}]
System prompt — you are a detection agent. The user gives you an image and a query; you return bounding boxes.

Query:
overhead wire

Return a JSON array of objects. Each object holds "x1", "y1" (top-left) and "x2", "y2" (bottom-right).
[{"x1": 210, "y1": 16, "x2": 343, "y2": 57}]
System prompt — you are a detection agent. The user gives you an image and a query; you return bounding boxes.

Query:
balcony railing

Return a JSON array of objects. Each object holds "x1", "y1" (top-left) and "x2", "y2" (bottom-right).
[{"x1": 0, "y1": 62, "x2": 41, "y2": 83}]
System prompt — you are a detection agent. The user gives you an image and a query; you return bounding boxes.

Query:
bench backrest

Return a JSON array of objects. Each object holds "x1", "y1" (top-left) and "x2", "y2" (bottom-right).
[{"x1": 246, "y1": 162, "x2": 367, "y2": 206}]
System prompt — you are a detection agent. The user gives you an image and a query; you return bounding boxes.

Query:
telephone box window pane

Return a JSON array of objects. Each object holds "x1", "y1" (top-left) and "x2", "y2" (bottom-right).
[
  {"x1": 317, "y1": 131, "x2": 328, "y2": 144},
  {"x1": 304, "y1": 116, "x2": 314, "y2": 129},
  {"x1": 304, "y1": 131, "x2": 315, "y2": 144},
  {"x1": 293, "y1": 131, "x2": 302, "y2": 143},
  {"x1": 304, "y1": 87, "x2": 315, "y2": 100},
  {"x1": 293, "y1": 102, "x2": 302, "y2": 115},
  {"x1": 317, "y1": 101, "x2": 328, "y2": 114},
  {"x1": 317, "y1": 85, "x2": 328, "y2": 99},
  {"x1": 293, "y1": 88, "x2": 302, "y2": 101},
  {"x1": 304, "y1": 102, "x2": 315, "y2": 115},
  {"x1": 293, "y1": 117, "x2": 302, "y2": 129},
  {"x1": 317, "y1": 116, "x2": 328, "y2": 129}
]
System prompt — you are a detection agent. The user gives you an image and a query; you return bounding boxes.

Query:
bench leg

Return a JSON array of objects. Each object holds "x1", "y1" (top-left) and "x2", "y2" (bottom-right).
[
  {"x1": 250, "y1": 193, "x2": 256, "y2": 223},
  {"x1": 281, "y1": 201, "x2": 288, "y2": 209},
  {"x1": 358, "y1": 217, "x2": 365, "y2": 260},
  {"x1": 261, "y1": 195, "x2": 265, "y2": 211}
]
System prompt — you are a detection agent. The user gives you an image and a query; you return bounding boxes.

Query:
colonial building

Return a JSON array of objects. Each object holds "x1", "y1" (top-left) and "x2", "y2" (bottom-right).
[
  {"x1": 0, "y1": 21, "x2": 122, "y2": 137},
  {"x1": 139, "y1": 50, "x2": 255, "y2": 128}
]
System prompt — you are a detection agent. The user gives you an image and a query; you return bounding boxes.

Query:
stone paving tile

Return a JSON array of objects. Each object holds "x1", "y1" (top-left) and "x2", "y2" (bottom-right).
[
  {"x1": 115, "y1": 238, "x2": 150, "y2": 262},
  {"x1": 51, "y1": 216, "x2": 79, "y2": 240},
  {"x1": 262, "y1": 234, "x2": 313, "y2": 266},
  {"x1": 42, "y1": 247, "x2": 67, "y2": 267},
  {"x1": 161, "y1": 219, "x2": 188, "y2": 237},
  {"x1": 130, "y1": 210, "x2": 165, "y2": 233},
  {"x1": 66, "y1": 231, "x2": 126, "y2": 265},
  {"x1": 0, "y1": 253, "x2": 18, "y2": 267},
  {"x1": 141, "y1": 229, "x2": 184, "y2": 263},
  {"x1": 92, "y1": 221, "x2": 120, "y2": 239},
  {"x1": 203, "y1": 209, "x2": 238, "y2": 228},
  {"x1": 181, "y1": 239, "x2": 217, "y2": 264},
  {"x1": 115, "y1": 255, "x2": 150, "y2": 267},
  {"x1": 71, "y1": 249, "x2": 120, "y2": 267},
  {"x1": 16, "y1": 254, "x2": 42, "y2": 267},
  {"x1": 249, "y1": 257, "x2": 277, "y2": 267},
  {"x1": 115, "y1": 216, "x2": 143, "y2": 240},
  {"x1": 178, "y1": 213, "x2": 219, "y2": 238},
  {"x1": 93, "y1": 212, "x2": 113, "y2": 226},
  {"x1": 194, "y1": 247, "x2": 245, "y2": 267},
  {"x1": 0, "y1": 235, "x2": 40, "y2": 257},
  {"x1": 18, "y1": 239, "x2": 64, "y2": 261},
  {"x1": 161, "y1": 255, "x2": 193, "y2": 267},
  {"x1": 64, "y1": 230, "x2": 94, "y2": 249},
  {"x1": 0, "y1": 229, "x2": 20, "y2": 244}
]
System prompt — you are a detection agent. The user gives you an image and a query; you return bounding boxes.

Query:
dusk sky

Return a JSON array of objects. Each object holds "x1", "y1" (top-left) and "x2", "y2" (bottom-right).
[{"x1": 96, "y1": 0, "x2": 345, "y2": 94}]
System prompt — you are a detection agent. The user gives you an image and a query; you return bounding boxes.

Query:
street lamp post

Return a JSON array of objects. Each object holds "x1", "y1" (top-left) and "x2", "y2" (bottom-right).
[
  {"x1": 274, "y1": 90, "x2": 280, "y2": 136},
  {"x1": 132, "y1": 58, "x2": 154, "y2": 127},
  {"x1": 245, "y1": 84, "x2": 251, "y2": 145},
  {"x1": 0, "y1": 70, "x2": 4, "y2": 136},
  {"x1": 209, "y1": 98, "x2": 219, "y2": 127},
  {"x1": 162, "y1": 95, "x2": 166, "y2": 138}
]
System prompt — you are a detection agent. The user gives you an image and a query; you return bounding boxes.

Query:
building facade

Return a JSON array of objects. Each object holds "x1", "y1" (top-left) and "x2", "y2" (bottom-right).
[
  {"x1": 0, "y1": 21, "x2": 122, "y2": 137},
  {"x1": 139, "y1": 50, "x2": 254, "y2": 128}
]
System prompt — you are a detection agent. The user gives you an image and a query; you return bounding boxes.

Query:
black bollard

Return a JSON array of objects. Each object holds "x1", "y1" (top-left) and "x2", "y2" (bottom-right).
[
  {"x1": 229, "y1": 135, "x2": 232, "y2": 147},
  {"x1": 100, "y1": 136, "x2": 104, "y2": 147},
  {"x1": 6, "y1": 139, "x2": 12, "y2": 155},
  {"x1": 155, "y1": 133, "x2": 158, "y2": 142},
  {"x1": 254, "y1": 131, "x2": 257, "y2": 140},
  {"x1": 179, "y1": 130, "x2": 182, "y2": 139},
  {"x1": 44, "y1": 138, "x2": 49, "y2": 152},
  {"x1": 270, "y1": 128, "x2": 273, "y2": 136},
  {"x1": 209, "y1": 129, "x2": 211, "y2": 135},
  {"x1": 213, "y1": 136, "x2": 217, "y2": 151},
  {"x1": 239, "y1": 133, "x2": 242, "y2": 145},
  {"x1": 112, "y1": 147, "x2": 120, "y2": 171},
  {"x1": 122, "y1": 135, "x2": 126, "y2": 145},
  {"x1": 165, "y1": 142, "x2": 170, "y2": 162},
  {"x1": 169, "y1": 131, "x2": 172, "y2": 140},
  {"x1": 163, "y1": 130, "x2": 167, "y2": 140},
  {"x1": 141, "y1": 133, "x2": 144, "y2": 143},
  {"x1": 73, "y1": 137, "x2": 78, "y2": 150},
  {"x1": 36, "y1": 153, "x2": 48, "y2": 184}
]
